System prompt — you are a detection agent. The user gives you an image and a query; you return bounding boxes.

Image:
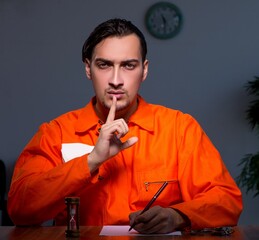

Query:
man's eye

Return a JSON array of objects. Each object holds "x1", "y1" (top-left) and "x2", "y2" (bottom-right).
[
  {"x1": 124, "y1": 63, "x2": 136, "y2": 70},
  {"x1": 97, "y1": 63, "x2": 110, "y2": 69}
]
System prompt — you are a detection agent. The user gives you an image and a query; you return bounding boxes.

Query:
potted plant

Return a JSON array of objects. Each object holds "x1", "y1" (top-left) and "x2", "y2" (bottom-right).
[{"x1": 236, "y1": 76, "x2": 259, "y2": 197}]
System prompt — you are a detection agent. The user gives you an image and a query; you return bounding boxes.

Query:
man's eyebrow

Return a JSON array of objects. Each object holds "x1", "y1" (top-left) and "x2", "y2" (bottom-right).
[
  {"x1": 94, "y1": 58, "x2": 140, "y2": 64},
  {"x1": 121, "y1": 59, "x2": 140, "y2": 63},
  {"x1": 94, "y1": 58, "x2": 112, "y2": 64}
]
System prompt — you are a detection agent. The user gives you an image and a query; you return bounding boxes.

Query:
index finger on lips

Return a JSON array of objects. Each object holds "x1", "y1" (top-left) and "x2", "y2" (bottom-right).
[{"x1": 106, "y1": 96, "x2": 117, "y2": 124}]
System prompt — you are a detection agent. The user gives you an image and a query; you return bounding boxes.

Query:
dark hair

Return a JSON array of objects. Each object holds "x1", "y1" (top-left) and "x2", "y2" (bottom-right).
[{"x1": 82, "y1": 18, "x2": 147, "y2": 63}]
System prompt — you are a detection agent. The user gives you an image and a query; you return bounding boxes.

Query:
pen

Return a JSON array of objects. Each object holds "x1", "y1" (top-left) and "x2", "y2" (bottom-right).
[{"x1": 128, "y1": 181, "x2": 168, "y2": 231}]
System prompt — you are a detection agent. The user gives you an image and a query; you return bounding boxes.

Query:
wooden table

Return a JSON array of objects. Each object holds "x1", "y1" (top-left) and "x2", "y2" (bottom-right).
[{"x1": 0, "y1": 226, "x2": 258, "y2": 240}]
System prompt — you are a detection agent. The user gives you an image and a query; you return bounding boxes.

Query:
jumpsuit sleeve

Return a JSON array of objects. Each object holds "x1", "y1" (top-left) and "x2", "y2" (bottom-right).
[
  {"x1": 171, "y1": 115, "x2": 243, "y2": 229},
  {"x1": 8, "y1": 120, "x2": 93, "y2": 226}
]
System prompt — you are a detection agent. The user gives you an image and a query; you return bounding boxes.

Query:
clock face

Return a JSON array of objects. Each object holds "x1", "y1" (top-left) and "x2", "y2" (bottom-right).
[{"x1": 145, "y1": 2, "x2": 182, "y2": 39}]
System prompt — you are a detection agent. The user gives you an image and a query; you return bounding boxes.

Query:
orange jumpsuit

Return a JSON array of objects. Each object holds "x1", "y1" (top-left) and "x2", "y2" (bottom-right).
[{"x1": 8, "y1": 96, "x2": 242, "y2": 228}]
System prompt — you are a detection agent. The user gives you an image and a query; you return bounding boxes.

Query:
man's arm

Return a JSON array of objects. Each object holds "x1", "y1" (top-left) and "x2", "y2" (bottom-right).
[
  {"x1": 88, "y1": 96, "x2": 137, "y2": 173},
  {"x1": 128, "y1": 114, "x2": 242, "y2": 233},
  {"x1": 129, "y1": 206, "x2": 190, "y2": 234},
  {"x1": 172, "y1": 115, "x2": 243, "y2": 229},
  {"x1": 7, "y1": 121, "x2": 93, "y2": 225}
]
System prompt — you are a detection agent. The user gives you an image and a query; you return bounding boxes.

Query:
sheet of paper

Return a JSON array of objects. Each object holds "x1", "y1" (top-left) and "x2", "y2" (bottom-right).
[{"x1": 100, "y1": 225, "x2": 182, "y2": 236}]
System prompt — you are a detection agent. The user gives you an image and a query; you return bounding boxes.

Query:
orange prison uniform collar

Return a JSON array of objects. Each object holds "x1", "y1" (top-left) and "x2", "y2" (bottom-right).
[{"x1": 8, "y1": 95, "x2": 242, "y2": 228}]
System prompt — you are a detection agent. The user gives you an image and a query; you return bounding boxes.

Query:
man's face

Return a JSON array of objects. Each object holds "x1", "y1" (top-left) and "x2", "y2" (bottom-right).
[{"x1": 85, "y1": 34, "x2": 148, "y2": 118}]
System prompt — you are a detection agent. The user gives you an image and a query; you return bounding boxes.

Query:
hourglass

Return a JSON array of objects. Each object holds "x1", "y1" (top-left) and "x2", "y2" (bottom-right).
[{"x1": 65, "y1": 197, "x2": 80, "y2": 238}]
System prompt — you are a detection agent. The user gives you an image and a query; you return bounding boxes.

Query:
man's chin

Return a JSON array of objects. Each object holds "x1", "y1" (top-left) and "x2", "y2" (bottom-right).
[
  {"x1": 106, "y1": 101, "x2": 129, "y2": 112},
  {"x1": 116, "y1": 105, "x2": 129, "y2": 112}
]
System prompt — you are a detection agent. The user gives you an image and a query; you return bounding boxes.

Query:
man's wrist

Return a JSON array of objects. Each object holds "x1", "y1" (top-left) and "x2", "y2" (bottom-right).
[
  {"x1": 87, "y1": 152, "x2": 102, "y2": 173},
  {"x1": 170, "y1": 208, "x2": 191, "y2": 230}
]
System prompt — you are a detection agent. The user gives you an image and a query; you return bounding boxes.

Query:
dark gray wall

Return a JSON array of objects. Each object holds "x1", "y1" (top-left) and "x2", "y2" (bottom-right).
[{"x1": 1, "y1": 0, "x2": 259, "y2": 225}]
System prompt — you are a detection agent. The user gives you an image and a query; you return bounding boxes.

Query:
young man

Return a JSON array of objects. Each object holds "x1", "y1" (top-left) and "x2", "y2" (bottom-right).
[{"x1": 8, "y1": 18, "x2": 242, "y2": 234}]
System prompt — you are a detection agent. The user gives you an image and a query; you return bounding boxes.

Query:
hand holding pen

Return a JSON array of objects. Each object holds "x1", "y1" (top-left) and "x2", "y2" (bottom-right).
[{"x1": 129, "y1": 181, "x2": 168, "y2": 231}]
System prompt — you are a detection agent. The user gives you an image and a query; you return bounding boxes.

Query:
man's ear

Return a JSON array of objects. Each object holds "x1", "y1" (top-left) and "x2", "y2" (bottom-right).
[
  {"x1": 142, "y1": 59, "x2": 149, "y2": 82},
  {"x1": 84, "y1": 59, "x2": 92, "y2": 80}
]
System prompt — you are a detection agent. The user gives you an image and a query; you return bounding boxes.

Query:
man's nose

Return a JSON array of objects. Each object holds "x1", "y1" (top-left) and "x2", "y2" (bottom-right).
[{"x1": 109, "y1": 67, "x2": 123, "y2": 87}]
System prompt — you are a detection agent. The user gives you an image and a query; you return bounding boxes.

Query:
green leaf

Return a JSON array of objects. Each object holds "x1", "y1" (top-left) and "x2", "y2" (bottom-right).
[
  {"x1": 236, "y1": 153, "x2": 259, "y2": 197},
  {"x1": 245, "y1": 76, "x2": 259, "y2": 133}
]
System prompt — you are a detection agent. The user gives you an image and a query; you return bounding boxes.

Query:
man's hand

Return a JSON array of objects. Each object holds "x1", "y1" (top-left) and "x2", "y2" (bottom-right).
[
  {"x1": 129, "y1": 206, "x2": 188, "y2": 234},
  {"x1": 88, "y1": 96, "x2": 138, "y2": 172}
]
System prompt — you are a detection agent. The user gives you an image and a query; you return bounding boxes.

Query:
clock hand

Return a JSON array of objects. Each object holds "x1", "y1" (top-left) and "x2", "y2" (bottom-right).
[
  {"x1": 160, "y1": 14, "x2": 167, "y2": 33},
  {"x1": 161, "y1": 14, "x2": 166, "y2": 28}
]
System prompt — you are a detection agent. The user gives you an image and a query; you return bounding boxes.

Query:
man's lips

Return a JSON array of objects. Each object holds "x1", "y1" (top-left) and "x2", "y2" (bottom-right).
[
  {"x1": 107, "y1": 90, "x2": 125, "y2": 94},
  {"x1": 107, "y1": 91, "x2": 125, "y2": 98}
]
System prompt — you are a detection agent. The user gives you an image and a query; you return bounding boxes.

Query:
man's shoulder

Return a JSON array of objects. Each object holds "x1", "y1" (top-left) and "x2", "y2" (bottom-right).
[
  {"x1": 40, "y1": 104, "x2": 89, "y2": 130},
  {"x1": 144, "y1": 101, "x2": 196, "y2": 125},
  {"x1": 147, "y1": 102, "x2": 183, "y2": 116},
  {"x1": 55, "y1": 107, "x2": 85, "y2": 121}
]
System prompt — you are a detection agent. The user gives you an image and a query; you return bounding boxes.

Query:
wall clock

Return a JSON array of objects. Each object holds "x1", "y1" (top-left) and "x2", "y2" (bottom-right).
[{"x1": 145, "y1": 2, "x2": 183, "y2": 39}]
